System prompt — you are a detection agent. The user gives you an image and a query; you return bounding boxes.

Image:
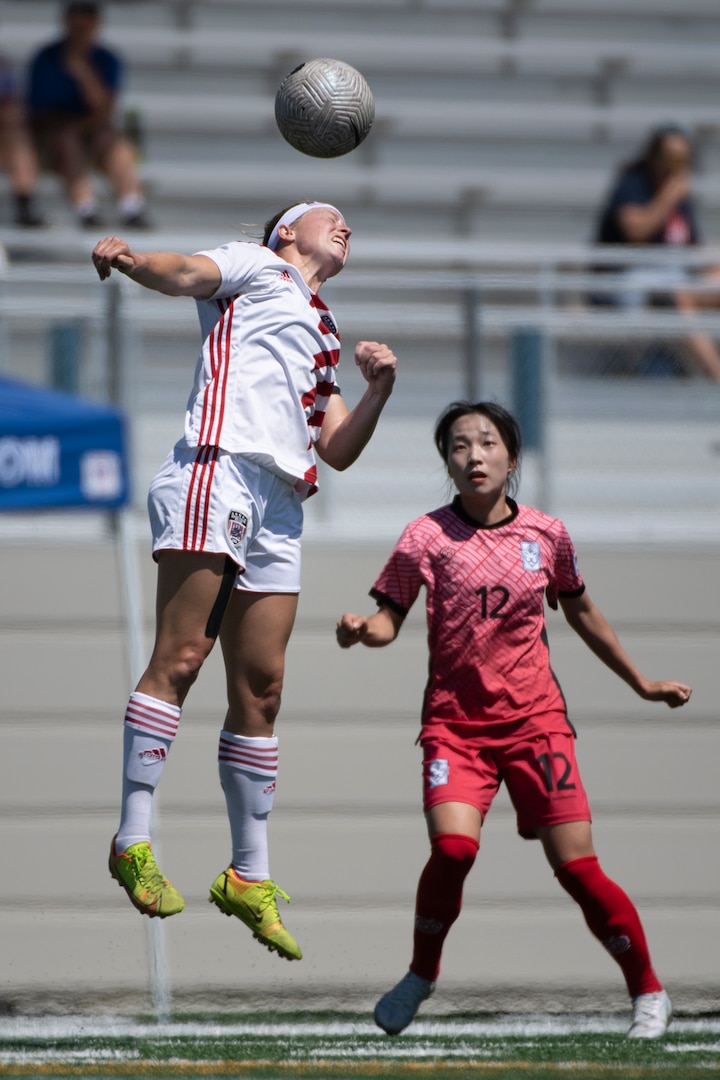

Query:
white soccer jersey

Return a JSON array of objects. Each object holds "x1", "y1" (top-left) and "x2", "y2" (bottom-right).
[{"x1": 180, "y1": 242, "x2": 341, "y2": 498}]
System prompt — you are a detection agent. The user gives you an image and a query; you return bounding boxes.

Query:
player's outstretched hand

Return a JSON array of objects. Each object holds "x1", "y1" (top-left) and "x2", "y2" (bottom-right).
[
  {"x1": 640, "y1": 680, "x2": 692, "y2": 709},
  {"x1": 92, "y1": 236, "x2": 141, "y2": 281},
  {"x1": 354, "y1": 341, "x2": 397, "y2": 397},
  {"x1": 336, "y1": 613, "x2": 369, "y2": 649}
]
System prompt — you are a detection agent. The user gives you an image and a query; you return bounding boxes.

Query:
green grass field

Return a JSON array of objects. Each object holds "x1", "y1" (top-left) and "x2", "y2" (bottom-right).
[{"x1": 2, "y1": 1012, "x2": 720, "y2": 1079}]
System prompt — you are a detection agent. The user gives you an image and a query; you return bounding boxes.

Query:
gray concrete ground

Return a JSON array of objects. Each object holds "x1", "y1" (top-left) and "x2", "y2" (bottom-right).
[{"x1": 0, "y1": 536, "x2": 718, "y2": 1017}]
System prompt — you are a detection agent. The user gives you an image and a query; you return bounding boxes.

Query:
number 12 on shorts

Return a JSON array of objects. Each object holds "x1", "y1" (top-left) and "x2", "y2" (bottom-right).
[{"x1": 536, "y1": 751, "x2": 577, "y2": 793}]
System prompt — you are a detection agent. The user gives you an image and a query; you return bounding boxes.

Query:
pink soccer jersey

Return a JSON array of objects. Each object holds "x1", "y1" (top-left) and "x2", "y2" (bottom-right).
[
  {"x1": 371, "y1": 498, "x2": 585, "y2": 739},
  {"x1": 182, "y1": 242, "x2": 341, "y2": 498}
]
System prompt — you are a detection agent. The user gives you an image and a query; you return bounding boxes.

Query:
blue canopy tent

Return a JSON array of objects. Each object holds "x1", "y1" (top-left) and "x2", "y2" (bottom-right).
[{"x1": 0, "y1": 374, "x2": 129, "y2": 510}]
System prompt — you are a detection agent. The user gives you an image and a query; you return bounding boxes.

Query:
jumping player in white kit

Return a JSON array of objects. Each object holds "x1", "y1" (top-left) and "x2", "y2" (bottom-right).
[
  {"x1": 337, "y1": 401, "x2": 691, "y2": 1036},
  {"x1": 92, "y1": 201, "x2": 397, "y2": 960}
]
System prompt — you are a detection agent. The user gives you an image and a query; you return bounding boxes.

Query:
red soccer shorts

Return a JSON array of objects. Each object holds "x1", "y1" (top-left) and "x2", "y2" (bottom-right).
[{"x1": 421, "y1": 726, "x2": 592, "y2": 838}]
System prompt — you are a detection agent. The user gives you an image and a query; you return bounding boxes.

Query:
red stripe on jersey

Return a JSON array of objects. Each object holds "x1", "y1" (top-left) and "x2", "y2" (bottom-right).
[
  {"x1": 314, "y1": 348, "x2": 339, "y2": 369},
  {"x1": 199, "y1": 301, "x2": 222, "y2": 443},
  {"x1": 212, "y1": 302, "x2": 233, "y2": 443},
  {"x1": 303, "y1": 464, "x2": 318, "y2": 491},
  {"x1": 303, "y1": 366, "x2": 335, "y2": 426},
  {"x1": 200, "y1": 298, "x2": 234, "y2": 445},
  {"x1": 308, "y1": 385, "x2": 334, "y2": 428}
]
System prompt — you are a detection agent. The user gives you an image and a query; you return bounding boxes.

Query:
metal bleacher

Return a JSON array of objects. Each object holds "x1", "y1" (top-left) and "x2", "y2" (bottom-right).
[
  {"x1": 1, "y1": 0, "x2": 720, "y2": 238},
  {"x1": 1, "y1": 0, "x2": 720, "y2": 547}
]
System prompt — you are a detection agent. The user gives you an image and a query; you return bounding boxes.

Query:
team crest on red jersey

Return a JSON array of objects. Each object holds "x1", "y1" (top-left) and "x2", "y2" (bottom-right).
[
  {"x1": 520, "y1": 541, "x2": 541, "y2": 571},
  {"x1": 227, "y1": 510, "x2": 248, "y2": 547}
]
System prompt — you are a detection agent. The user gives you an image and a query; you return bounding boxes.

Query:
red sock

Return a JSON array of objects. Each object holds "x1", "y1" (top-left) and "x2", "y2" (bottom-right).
[
  {"x1": 555, "y1": 855, "x2": 662, "y2": 997},
  {"x1": 410, "y1": 832, "x2": 479, "y2": 982}
]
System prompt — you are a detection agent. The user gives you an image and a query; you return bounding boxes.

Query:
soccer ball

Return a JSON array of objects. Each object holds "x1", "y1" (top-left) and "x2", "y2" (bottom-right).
[{"x1": 274, "y1": 58, "x2": 375, "y2": 159}]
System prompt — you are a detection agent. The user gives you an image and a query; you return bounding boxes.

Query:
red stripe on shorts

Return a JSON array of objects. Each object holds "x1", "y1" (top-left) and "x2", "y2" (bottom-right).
[{"x1": 184, "y1": 445, "x2": 218, "y2": 551}]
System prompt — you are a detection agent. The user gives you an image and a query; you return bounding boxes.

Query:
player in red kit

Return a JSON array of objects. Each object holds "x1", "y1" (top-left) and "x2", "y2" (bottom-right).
[{"x1": 336, "y1": 401, "x2": 691, "y2": 1039}]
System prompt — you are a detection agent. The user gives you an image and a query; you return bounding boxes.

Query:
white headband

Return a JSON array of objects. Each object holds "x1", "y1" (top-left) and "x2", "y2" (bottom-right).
[{"x1": 267, "y1": 202, "x2": 341, "y2": 251}]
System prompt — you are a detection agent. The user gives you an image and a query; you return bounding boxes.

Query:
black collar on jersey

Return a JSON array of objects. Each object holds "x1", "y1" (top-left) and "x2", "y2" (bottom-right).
[{"x1": 451, "y1": 494, "x2": 519, "y2": 530}]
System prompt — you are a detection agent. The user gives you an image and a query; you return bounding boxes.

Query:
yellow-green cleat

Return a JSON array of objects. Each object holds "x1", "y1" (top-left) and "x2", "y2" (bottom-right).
[
  {"x1": 208, "y1": 867, "x2": 302, "y2": 960},
  {"x1": 108, "y1": 836, "x2": 185, "y2": 918}
]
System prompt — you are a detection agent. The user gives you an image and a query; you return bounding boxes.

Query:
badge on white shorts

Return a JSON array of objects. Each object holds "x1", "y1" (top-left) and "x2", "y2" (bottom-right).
[
  {"x1": 227, "y1": 510, "x2": 249, "y2": 548},
  {"x1": 428, "y1": 759, "x2": 449, "y2": 788}
]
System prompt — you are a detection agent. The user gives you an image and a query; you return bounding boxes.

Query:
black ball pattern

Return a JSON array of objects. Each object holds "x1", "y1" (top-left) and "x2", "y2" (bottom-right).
[{"x1": 275, "y1": 58, "x2": 375, "y2": 158}]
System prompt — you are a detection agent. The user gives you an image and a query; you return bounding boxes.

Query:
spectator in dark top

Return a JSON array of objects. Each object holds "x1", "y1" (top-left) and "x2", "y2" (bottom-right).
[
  {"x1": 0, "y1": 54, "x2": 46, "y2": 226},
  {"x1": 594, "y1": 126, "x2": 720, "y2": 380},
  {"x1": 27, "y1": 0, "x2": 150, "y2": 229}
]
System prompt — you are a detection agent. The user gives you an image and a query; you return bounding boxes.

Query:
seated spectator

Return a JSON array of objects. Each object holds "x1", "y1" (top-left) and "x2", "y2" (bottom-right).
[
  {"x1": 0, "y1": 54, "x2": 46, "y2": 226},
  {"x1": 26, "y1": 0, "x2": 150, "y2": 229},
  {"x1": 593, "y1": 126, "x2": 720, "y2": 380}
]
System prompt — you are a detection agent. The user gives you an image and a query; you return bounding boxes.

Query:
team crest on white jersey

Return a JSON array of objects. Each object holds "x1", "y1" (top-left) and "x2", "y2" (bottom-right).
[
  {"x1": 427, "y1": 759, "x2": 449, "y2": 788},
  {"x1": 520, "y1": 541, "x2": 541, "y2": 571},
  {"x1": 227, "y1": 510, "x2": 248, "y2": 547},
  {"x1": 319, "y1": 312, "x2": 338, "y2": 334}
]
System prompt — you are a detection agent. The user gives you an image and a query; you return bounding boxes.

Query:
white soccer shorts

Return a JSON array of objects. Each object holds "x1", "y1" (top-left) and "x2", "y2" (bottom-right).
[{"x1": 147, "y1": 446, "x2": 303, "y2": 593}]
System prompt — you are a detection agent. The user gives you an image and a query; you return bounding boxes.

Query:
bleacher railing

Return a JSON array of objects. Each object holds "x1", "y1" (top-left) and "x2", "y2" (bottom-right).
[{"x1": 1, "y1": 244, "x2": 719, "y2": 546}]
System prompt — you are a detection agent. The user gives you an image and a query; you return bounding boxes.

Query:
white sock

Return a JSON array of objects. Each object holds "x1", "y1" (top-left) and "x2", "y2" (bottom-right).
[
  {"x1": 75, "y1": 197, "x2": 98, "y2": 219},
  {"x1": 115, "y1": 692, "x2": 181, "y2": 853},
  {"x1": 118, "y1": 193, "x2": 144, "y2": 217},
  {"x1": 218, "y1": 731, "x2": 278, "y2": 881}
]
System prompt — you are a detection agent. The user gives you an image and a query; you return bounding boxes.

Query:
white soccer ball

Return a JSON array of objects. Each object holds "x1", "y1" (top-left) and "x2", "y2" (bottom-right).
[{"x1": 274, "y1": 58, "x2": 375, "y2": 159}]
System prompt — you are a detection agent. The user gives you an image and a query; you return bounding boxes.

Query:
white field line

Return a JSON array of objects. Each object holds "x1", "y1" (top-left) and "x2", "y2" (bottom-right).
[{"x1": 2, "y1": 1015, "x2": 720, "y2": 1045}]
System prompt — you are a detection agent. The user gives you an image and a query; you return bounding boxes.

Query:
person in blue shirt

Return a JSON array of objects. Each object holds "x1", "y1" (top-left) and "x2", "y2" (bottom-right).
[
  {"x1": 593, "y1": 126, "x2": 720, "y2": 379},
  {"x1": 596, "y1": 125, "x2": 701, "y2": 249},
  {"x1": 26, "y1": 1, "x2": 150, "y2": 229}
]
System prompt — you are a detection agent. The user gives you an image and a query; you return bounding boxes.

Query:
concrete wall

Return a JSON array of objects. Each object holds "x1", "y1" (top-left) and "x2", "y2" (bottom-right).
[{"x1": 0, "y1": 536, "x2": 717, "y2": 1016}]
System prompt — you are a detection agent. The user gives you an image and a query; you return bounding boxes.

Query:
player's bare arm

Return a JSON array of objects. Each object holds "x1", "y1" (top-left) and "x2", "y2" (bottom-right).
[
  {"x1": 92, "y1": 238, "x2": 222, "y2": 298},
  {"x1": 63, "y1": 50, "x2": 114, "y2": 119},
  {"x1": 559, "y1": 592, "x2": 692, "y2": 708},
  {"x1": 316, "y1": 341, "x2": 397, "y2": 470},
  {"x1": 336, "y1": 607, "x2": 402, "y2": 648},
  {"x1": 617, "y1": 173, "x2": 690, "y2": 242}
]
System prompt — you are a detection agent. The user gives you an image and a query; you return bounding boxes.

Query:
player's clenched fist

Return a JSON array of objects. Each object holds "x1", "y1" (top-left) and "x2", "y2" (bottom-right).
[
  {"x1": 354, "y1": 340, "x2": 397, "y2": 394},
  {"x1": 92, "y1": 236, "x2": 140, "y2": 280},
  {"x1": 336, "y1": 613, "x2": 369, "y2": 649},
  {"x1": 639, "y1": 680, "x2": 692, "y2": 709}
]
